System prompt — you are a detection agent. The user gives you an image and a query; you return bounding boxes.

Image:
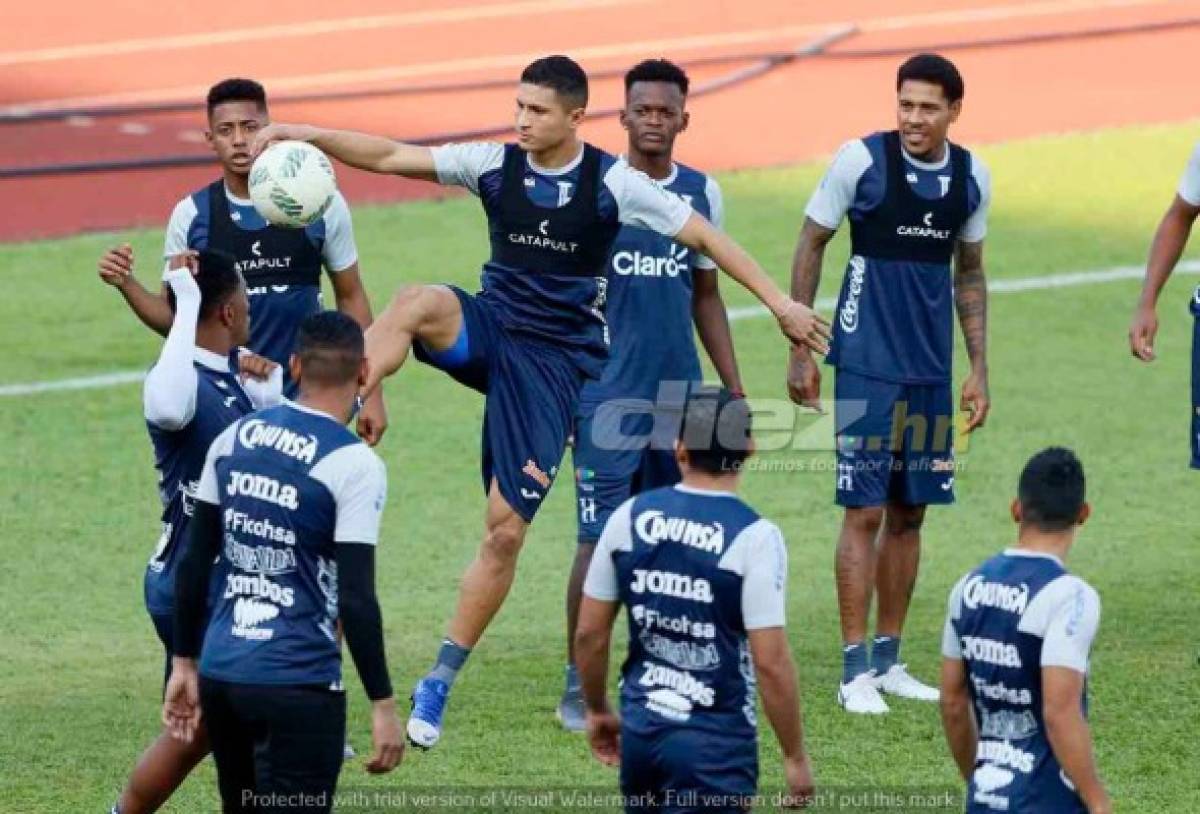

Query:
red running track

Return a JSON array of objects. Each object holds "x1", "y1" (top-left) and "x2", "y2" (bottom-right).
[{"x1": 1, "y1": 0, "x2": 1198, "y2": 242}]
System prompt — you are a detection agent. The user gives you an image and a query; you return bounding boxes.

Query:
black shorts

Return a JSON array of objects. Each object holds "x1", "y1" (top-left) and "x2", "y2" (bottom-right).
[{"x1": 199, "y1": 677, "x2": 346, "y2": 813}]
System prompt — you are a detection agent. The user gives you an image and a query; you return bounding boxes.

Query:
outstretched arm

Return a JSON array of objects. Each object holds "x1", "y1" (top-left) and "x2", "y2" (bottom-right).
[
  {"x1": 1130, "y1": 194, "x2": 1200, "y2": 361},
  {"x1": 675, "y1": 213, "x2": 830, "y2": 354},
  {"x1": 954, "y1": 240, "x2": 989, "y2": 432},
  {"x1": 254, "y1": 124, "x2": 439, "y2": 181}
]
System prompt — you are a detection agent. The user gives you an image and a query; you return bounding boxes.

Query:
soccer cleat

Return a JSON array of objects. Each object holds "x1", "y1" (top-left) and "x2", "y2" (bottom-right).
[
  {"x1": 407, "y1": 676, "x2": 450, "y2": 749},
  {"x1": 556, "y1": 684, "x2": 586, "y2": 733},
  {"x1": 838, "y1": 671, "x2": 890, "y2": 714},
  {"x1": 873, "y1": 663, "x2": 940, "y2": 702},
  {"x1": 343, "y1": 740, "x2": 356, "y2": 759}
]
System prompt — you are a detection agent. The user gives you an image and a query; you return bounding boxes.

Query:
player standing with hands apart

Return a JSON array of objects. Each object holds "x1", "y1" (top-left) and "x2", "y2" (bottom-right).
[{"x1": 788, "y1": 54, "x2": 992, "y2": 714}]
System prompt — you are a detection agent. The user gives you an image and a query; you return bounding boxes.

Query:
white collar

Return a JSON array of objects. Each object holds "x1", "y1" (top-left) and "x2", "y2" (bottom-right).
[
  {"x1": 194, "y1": 347, "x2": 230, "y2": 372},
  {"x1": 674, "y1": 483, "x2": 737, "y2": 498},
  {"x1": 284, "y1": 397, "x2": 341, "y2": 424},
  {"x1": 526, "y1": 145, "x2": 585, "y2": 177},
  {"x1": 223, "y1": 182, "x2": 253, "y2": 207},
  {"x1": 618, "y1": 154, "x2": 678, "y2": 185},
  {"x1": 902, "y1": 143, "x2": 950, "y2": 172},
  {"x1": 1003, "y1": 547, "x2": 1064, "y2": 567}
]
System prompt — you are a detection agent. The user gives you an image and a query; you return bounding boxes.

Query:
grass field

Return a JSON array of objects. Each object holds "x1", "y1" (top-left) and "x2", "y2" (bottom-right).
[{"x1": 2, "y1": 121, "x2": 1199, "y2": 812}]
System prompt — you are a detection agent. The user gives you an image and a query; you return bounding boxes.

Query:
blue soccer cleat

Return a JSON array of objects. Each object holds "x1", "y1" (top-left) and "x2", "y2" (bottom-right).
[{"x1": 407, "y1": 676, "x2": 450, "y2": 749}]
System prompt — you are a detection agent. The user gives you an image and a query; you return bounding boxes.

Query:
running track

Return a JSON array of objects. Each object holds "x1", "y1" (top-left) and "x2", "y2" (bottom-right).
[{"x1": 1, "y1": 0, "x2": 1199, "y2": 242}]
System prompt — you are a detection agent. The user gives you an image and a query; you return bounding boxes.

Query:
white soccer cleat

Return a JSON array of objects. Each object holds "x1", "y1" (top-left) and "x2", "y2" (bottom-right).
[
  {"x1": 838, "y1": 672, "x2": 890, "y2": 715},
  {"x1": 873, "y1": 664, "x2": 940, "y2": 702}
]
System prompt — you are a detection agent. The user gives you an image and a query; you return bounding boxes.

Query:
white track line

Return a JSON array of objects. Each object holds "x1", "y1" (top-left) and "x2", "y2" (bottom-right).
[
  {"x1": 0, "y1": 0, "x2": 647, "y2": 67},
  {"x1": 4, "y1": 261, "x2": 1195, "y2": 398},
  {"x1": 1, "y1": 0, "x2": 1178, "y2": 114}
]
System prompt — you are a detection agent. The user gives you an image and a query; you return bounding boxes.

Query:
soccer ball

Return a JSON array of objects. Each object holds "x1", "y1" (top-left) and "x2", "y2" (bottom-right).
[{"x1": 249, "y1": 141, "x2": 337, "y2": 228}]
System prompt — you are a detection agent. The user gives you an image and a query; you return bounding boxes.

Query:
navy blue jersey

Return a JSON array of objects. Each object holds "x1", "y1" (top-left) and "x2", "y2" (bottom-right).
[
  {"x1": 807, "y1": 132, "x2": 990, "y2": 384},
  {"x1": 578, "y1": 162, "x2": 720, "y2": 413},
  {"x1": 194, "y1": 402, "x2": 387, "y2": 687},
  {"x1": 144, "y1": 352, "x2": 254, "y2": 616},
  {"x1": 943, "y1": 551, "x2": 1101, "y2": 813},
  {"x1": 584, "y1": 485, "x2": 788, "y2": 739},
  {"x1": 432, "y1": 142, "x2": 694, "y2": 379},
  {"x1": 165, "y1": 183, "x2": 359, "y2": 394}
]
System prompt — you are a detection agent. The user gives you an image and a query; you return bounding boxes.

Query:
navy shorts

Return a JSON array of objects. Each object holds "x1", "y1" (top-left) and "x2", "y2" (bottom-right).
[
  {"x1": 573, "y1": 408, "x2": 682, "y2": 544},
  {"x1": 620, "y1": 726, "x2": 758, "y2": 813},
  {"x1": 414, "y1": 286, "x2": 583, "y2": 522},
  {"x1": 833, "y1": 369, "x2": 956, "y2": 507}
]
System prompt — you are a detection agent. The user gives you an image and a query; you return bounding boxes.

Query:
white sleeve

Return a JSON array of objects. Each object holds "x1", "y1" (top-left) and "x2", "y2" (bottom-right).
[
  {"x1": 431, "y1": 142, "x2": 506, "y2": 196},
  {"x1": 235, "y1": 349, "x2": 284, "y2": 410},
  {"x1": 310, "y1": 445, "x2": 388, "y2": 545},
  {"x1": 195, "y1": 422, "x2": 238, "y2": 505},
  {"x1": 804, "y1": 139, "x2": 872, "y2": 230},
  {"x1": 694, "y1": 176, "x2": 724, "y2": 271},
  {"x1": 959, "y1": 153, "x2": 991, "y2": 243},
  {"x1": 582, "y1": 499, "x2": 634, "y2": 601},
  {"x1": 604, "y1": 163, "x2": 693, "y2": 237},
  {"x1": 941, "y1": 574, "x2": 969, "y2": 659},
  {"x1": 1040, "y1": 580, "x2": 1101, "y2": 673},
  {"x1": 1178, "y1": 141, "x2": 1200, "y2": 206},
  {"x1": 142, "y1": 267, "x2": 201, "y2": 430},
  {"x1": 163, "y1": 196, "x2": 198, "y2": 259},
  {"x1": 320, "y1": 191, "x2": 359, "y2": 272},
  {"x1": 739, "y1": 522, "x2": 788, "y2": 630}
]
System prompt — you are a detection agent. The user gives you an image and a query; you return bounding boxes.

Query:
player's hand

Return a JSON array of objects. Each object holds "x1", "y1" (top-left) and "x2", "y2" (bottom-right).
[
  {"x1": 786, "y1": 346, "x2": 823, "y2": 412},
  {"x1": 166, "y1": 250, "x2": 200, "y2": 274},
  {"x1": 585, "y1": 707, "x2": 621, "y2": 767},
  {"x1": 1129, "y1": 304, "x2": 1158, "y2": 362},
  {"x1": 782, "y1": 753, "x2": 816, "y2": 808},
  {"x1": 237, "y1": 352, "x2": 278, "y2": 382},
  {"x1": 960, "y1": 369, "x2": 990, "y2": 433},
  {"x1": 251, "y1": 123, "x2": 320, "y2": 158},
  {"x1": 365, "y1": 698, "x2": 404, "y2": 774},
  {"x1": 98, "y1": 243, "x2": 135, "y2": 289},
  {"x1": 774, "y1": 300, "x2": 831, "y2": 356},
  {"x1": 162, "y1": 657, "x2": 201, "y2": 743},
  {"x1": 356, "y1": 389, "x2": 388, "y2": 446}
]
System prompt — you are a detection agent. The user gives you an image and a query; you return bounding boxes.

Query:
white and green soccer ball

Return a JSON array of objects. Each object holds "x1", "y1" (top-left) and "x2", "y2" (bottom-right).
[{"x1": 249, "y1": 140, "x2": 337, "y2": 228}]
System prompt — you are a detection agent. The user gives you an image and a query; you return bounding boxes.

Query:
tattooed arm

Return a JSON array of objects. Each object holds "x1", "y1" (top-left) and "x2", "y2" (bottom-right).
[
  {"x1": 954, "y1": 239, "x2": 990, "y2": 432},
  {"x1": 786, "y1": 217, "x2": 838, "y2": 410}
]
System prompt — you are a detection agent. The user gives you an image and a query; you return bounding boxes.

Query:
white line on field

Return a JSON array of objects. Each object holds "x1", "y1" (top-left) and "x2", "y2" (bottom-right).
[
  {"x1": 3, "y1": 260, "x2": 1197, "y2": 398},
  {"x1": 721, "y1": 260, "x2": 1200, "y2": 321}
]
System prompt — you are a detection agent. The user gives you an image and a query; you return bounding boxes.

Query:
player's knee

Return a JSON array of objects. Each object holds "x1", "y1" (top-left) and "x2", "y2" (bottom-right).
[
  {"x1": 482, "y1": 522, "x2": 525, "y2": 566},
  {"x1": 885, "y1": 504, "x2": 926, "y2": 535},
  {"x1": 389, "y1": 284, "x2": 435, "y2": 319},
  {"x1": 843, "y1": 505, "x2": 885, "y2": 536}
]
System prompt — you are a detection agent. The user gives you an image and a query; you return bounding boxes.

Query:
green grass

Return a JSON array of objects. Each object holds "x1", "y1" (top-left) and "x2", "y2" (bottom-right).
[{"x1": 2, "y1": 121, "x2": 1199, "y2": 812}]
